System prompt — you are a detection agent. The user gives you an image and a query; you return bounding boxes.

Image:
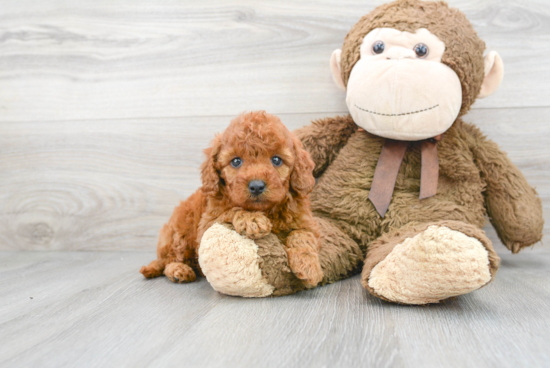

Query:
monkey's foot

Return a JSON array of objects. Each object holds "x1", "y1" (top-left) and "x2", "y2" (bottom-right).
[
  {"x1": 362, "y1": 221, "x2": 500, "y2": 305},
  {"x1": 198, "y1": 223, "x2": 306, "y2": 297}
]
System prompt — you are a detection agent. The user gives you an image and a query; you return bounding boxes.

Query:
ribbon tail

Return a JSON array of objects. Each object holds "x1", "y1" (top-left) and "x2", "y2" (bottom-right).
[
  {"x1": 368, "y1": 140, "x2": 408, "y2": 217},
  {"x1": 419, "y1": 139, "x2": 439, "y2": 199}
]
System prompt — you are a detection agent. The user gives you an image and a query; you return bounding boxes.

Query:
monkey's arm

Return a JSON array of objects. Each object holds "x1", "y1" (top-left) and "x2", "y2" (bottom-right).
[
  {"x1": 471, "y1": 132, "x2": 544, "y2": 253},
  {"x1": 293, "y1": 115, "x2": 358, "y2": 178}
]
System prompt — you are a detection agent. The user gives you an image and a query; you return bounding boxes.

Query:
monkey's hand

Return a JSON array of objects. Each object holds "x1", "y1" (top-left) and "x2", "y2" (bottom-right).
[
  {"x1": 472, "y1": 134, "x2": 543, "y2": 253},
  {"x1": 232, "y1": 210, "x2": 273, "y2": 240},
  {"x1": 285, "y1": 230, "x2": 323, "y2": 288}
]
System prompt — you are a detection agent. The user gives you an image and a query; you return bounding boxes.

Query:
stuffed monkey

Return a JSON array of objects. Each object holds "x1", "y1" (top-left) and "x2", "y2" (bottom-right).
[{"x1": 199, "y1": 0, "x2": 544, "y2": 304}]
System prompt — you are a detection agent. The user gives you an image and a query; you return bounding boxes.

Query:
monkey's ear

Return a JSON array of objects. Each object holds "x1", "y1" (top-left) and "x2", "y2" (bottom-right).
[
  {"x1": 330, "y1": 49, "x2": 346, "y2": 91},
  {"x1": 478, "y1": 51, "x2": 504, "y2": 99}
]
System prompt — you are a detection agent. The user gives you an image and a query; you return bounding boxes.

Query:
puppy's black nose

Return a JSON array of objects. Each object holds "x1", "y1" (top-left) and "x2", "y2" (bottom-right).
[{"x1": 248, "y1": 180, "x2": 266, "y2": 196}]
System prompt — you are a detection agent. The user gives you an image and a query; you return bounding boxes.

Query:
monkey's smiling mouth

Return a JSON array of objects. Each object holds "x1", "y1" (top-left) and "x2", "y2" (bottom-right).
[{"x1": 355, "y1": 104, "x2": 439, "y2": 117}]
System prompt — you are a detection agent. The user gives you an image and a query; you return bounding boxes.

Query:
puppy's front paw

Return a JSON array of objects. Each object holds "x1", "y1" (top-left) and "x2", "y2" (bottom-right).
[
  {"x1": 164, "y1": 262, "x2": 196, "y2": 283},
  {"x1": 286, "y1": 248, "x2": 323, "y2": 288},
  {"x1": 233, "y1": 211, "x2": 273, "y2": 239}
]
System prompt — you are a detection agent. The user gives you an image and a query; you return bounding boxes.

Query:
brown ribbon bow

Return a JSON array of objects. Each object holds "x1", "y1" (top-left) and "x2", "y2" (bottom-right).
[{"x1": 368, "y1": 135, "x2": 442, "y2": 217}]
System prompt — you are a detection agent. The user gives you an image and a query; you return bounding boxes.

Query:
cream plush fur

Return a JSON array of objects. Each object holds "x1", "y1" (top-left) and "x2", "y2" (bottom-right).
[
  {"x1": 345, "y1": 28, "x2": 462, "y2": 141},
  {"x1": 368, "y1": 225, "x2": 492, "y2": 304},
  {"x1": 478, "y1": 51, "x2": 504, "y2": 99},
  {"x1": 331, "y1": 26, "x2": 504, "y2": 141},
  {"x1": 198, "y1": 223, "x2": 274, "y2": 298}
]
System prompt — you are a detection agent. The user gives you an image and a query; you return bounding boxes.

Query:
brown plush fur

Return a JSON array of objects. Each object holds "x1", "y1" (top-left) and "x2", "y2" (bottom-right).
[
  {"x1": 269, "y1": 0, "x2": 543, "y2": 303},
  {"x1": 291, "y1": 113, "x2": 544, "y2": 301},
  {"x1": 140, "y1": 111, "x2": 323, "y2": 287}
]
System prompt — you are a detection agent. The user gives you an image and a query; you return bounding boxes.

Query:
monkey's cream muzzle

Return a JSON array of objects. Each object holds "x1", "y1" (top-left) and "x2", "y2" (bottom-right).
[{"x1": 346, "y1": 56, "x2": 462, "y2": 141}]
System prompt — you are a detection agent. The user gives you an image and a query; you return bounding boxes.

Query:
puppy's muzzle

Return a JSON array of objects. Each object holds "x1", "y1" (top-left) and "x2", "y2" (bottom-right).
[{"x1": 248, "y1": 180, "x2": 266, "y2": 196}]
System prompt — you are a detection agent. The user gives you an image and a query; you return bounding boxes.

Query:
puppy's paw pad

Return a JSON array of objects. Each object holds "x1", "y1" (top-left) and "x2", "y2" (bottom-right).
[
  {"x1": 296, "y1": 268, "x2": 323, "y2": 288},
  {"x1": 234, "y1": 213, "x2": 272, "y2": 239},
  {"x1": 164, "y1": 263, "x2": 196, "y2": 283},
  {"x1": 248, "y1": 216, "x2": 272, "y2": 239},
  {"x1": 140, "y1": 266, "x2": 155, "y2": 278},
  {"x1": 287, "y1": 249, "x2": 323, "y2": 288}
]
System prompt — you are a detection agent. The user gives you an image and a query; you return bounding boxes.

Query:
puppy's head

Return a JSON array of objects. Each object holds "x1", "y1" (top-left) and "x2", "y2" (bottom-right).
[{"x1": 201, "y1": 111, "x2": 315, "y2": 211}]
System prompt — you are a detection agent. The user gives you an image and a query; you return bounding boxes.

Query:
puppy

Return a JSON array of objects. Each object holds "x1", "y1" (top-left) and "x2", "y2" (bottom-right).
[{"x1": 140, "y1": 111, "x2": 323, "y2": 288}]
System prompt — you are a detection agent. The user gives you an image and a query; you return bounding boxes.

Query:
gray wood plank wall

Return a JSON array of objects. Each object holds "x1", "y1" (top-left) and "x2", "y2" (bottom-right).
[{"x1": 1, "y1": 0, "x2": 549, "y2": 251}]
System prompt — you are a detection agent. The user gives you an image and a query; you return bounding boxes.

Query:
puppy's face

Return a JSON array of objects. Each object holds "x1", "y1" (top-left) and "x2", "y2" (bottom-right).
[
  {"x1": 218, "y1": 140, "x2": 294, "y2": 211},
  {"x1": 201, "y1": 112, "x2": 315, "y2": 211}
]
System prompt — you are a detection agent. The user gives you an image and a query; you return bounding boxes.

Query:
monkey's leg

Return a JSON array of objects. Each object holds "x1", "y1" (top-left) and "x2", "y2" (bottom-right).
[
  {"x1": 362, "y1": 220, "x2": 500, "y2": 305},
  {"x1": 198, "y1": 223, "x2": 286, "y2": 297},
  {"x1": 261, "y1": 216, "x2": 363, "y2": 295},
  {"x1": 315, "y1": 216, "x2": 364, "y2": 285},
  {"x1": 198, "y1": 217, "x2": 363, "y2": 297}
]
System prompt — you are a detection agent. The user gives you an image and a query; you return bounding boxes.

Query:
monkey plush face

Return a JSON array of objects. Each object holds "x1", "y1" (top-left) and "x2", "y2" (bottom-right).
[
  {"x1": 345, "y1": 27, "x2": 461, "y2": 140},
  {"x1": 331, "y1": 0, "x2": 504, "y2": 141}
]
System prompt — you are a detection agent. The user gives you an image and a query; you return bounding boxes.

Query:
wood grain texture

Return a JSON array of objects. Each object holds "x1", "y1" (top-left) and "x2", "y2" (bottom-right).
[
  {"x1": 0, "y1": 107, "x2": 548, "y2": 251},
  {"x1": 0, "y1": 0, "x2": 549, "y2": 122},
  {"x1": 0, "y1": 249, "x2": 549, "y2": 368},
  {"x1": 0, "y1": 113, "x2": 319, "y2": 250},
  {"x1": 1, "y1": 108, "x2": 549, "y2": 251}
]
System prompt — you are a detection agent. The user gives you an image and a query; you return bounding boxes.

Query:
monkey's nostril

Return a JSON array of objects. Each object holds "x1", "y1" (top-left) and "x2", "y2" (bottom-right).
[{"x1": 248, "y1": 180, "x2": 266, "y2": 196}]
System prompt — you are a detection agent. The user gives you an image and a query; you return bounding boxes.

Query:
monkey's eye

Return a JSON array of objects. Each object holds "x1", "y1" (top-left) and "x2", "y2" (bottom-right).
[
  {"x1": 372, "y1": 41, "x2": 385, "y2": 54},
  {"x1": 230, "y1": 157, "x2": 242, "y2": 168},
  {"x1": 414, "y1": 43, "x2": 429, "y2": 58},
  {"x1": 271, "y1": 156, "x2": 283, "y2": 167}
]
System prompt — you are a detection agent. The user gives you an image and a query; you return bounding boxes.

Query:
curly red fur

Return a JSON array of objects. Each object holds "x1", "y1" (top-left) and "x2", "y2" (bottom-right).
[{"x1": 140, "y1": 111, "x2": 322, "y2": 286}]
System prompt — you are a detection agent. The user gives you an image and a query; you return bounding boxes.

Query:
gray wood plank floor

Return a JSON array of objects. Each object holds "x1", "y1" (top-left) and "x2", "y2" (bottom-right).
[{"x1": 1, "y1": 246, "x2": 549, "y2": 368}]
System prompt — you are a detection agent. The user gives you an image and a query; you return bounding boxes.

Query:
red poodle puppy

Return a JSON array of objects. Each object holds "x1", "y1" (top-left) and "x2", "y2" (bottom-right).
[{"x1": 140, "y1": 111, "x2": 323, "y2": 288}]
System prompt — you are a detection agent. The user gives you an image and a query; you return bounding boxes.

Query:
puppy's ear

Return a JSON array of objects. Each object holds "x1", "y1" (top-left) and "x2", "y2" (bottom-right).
[
  {"x1": 201, "y1": 135, "x2": 222, "y2": 196},
  {"x1": 290, "y1": 136, "x2": 316, "y2": 197}
]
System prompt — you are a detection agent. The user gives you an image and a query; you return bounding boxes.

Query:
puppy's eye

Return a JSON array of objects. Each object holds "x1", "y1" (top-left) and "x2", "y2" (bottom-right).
[
  {"x1": 230, "y1": 157, "x2": 242, "y2": 168},
  {"x1": 372, "y1": 41, "x2": 385, "y2": 54},
  {"x1": 414, "y1": 43, "x2": 429, "y2": 58},
  {"x1": 271, "y1": 156, "x2": 283, "y2": 167}
]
